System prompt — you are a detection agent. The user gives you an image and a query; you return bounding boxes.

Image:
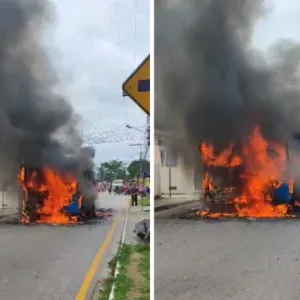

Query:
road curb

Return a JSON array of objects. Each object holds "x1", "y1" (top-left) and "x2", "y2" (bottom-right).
[
  {"x1": 107, "y1": 199, "x2": 130, "y2": 300},
  {"x1": 155, "y1": 200, "x2": 200, "y2": 213}
]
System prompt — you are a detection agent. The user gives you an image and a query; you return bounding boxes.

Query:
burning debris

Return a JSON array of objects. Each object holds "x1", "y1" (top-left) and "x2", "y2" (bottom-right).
[
  {"x1": 0, "y1": 0, "x2": 97, "y2": 224},
  {"x1": 155, "y1": 0, "x2": 300, "y2": 218}
]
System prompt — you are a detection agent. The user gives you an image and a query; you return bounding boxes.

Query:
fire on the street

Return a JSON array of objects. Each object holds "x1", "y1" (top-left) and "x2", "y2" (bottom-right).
[
  {"x1": 199, "y1": 126, "x2": 295, "y2": 218},
  {"x1": 19, "y1": 166, "x2": 81, "y2": 224}
]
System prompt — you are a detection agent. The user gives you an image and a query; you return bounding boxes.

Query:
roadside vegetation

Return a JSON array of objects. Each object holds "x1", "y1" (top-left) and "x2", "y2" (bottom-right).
[
  {"x1": 139, "y1": 197, "x2": 150, "y2": 207},
  {"x1": 98, "y1": 256, "x2": 118, "y2": 300},
  {"x1": 99, "y1": 244, "x2": 150, "y2": 300},
  {"x1": 97, "y1": 159, "x2": 150, "y2": 182}
]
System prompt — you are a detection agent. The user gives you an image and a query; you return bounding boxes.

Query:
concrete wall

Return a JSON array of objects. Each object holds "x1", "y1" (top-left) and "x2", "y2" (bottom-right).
[
  {"x1": 154, "y1": 163, "x2": 161, "y2": 196},
  {"x1": 0, "y1": 186, "x2": 22, "y2": 218},
  {"x1": 154, "y1": 144, "x2": 194, "y2": 195},
  {"x1": 154, "y1": 145, "x2": 162, "y2": 196},
  {"x1": 160, "y1": 163, "x2": 194, "y2": 195}
]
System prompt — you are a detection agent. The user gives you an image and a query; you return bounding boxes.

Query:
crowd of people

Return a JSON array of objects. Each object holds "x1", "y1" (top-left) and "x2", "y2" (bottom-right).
[
  {"x1": 96, "y1": 181, "x2": 150, "y2": 207},
  {"x1": 97, "y1": 181, "x2": 150, "y2": 199}
]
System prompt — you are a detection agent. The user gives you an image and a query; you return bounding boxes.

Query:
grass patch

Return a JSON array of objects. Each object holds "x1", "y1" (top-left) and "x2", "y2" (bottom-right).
[
  {"x1": 99, "y1": 277, "x2": 114, "y2": 300},
  {"x1": 98, "y1": 255, "x2": 118, "y2": 300},
  {"x1": 113, "y1": 245, "x2": 133, "y2": 300},
  {"x1": 99, "y1": 244, "x2": 150, "y2": 300},
  {"x1": 136, "y1": 244, "x2": 150, "y2": 299},
  {"x1": 139, "y1": 197, "x2": 150, "y2": 207}
]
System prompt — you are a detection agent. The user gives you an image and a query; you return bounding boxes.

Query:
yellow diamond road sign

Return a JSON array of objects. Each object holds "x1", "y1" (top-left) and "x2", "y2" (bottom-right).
[{"x1": 122, "y1": 55, "x2": 150, "y2": 115}]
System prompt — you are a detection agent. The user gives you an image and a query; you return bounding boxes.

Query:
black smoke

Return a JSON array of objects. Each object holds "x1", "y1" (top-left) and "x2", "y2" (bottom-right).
[
  {"x1": 155, "y1": 0, "x2": 300, "y2": 164},
  {"x1": 0, "y1": 0, "x2": 95, "y2": 194}
]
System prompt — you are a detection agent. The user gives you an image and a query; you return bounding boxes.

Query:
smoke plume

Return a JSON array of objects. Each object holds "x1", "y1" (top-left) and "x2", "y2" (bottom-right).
[
  {"x1": 155, "y1": 0, "x2": 300, "y2": 165},
  {"x1": 0, "y1": 0, "x2": 94, "y2": 188}
]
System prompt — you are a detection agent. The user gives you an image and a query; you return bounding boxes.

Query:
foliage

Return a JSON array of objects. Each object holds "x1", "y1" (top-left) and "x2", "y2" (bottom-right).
[
  {"x1": 97, "y1": 159, "x2": 150, "y2": 182},
  {"x1": 137, "y1": 244, "x2": 150, "y2": 299},
  {"x1": 127, "y1": 159, "x2": 150, "y2": 179},
  {"x1": 138, "y1": 197, "x2": 150, "y2": 206},
  {"x1": 97, "y1": 160, "x2": 127, "y2": 182}
]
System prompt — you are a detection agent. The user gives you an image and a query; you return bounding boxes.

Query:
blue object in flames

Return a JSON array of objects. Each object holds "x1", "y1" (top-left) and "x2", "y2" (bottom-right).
[
  {"x1": 64, "y1": 193, "x2": 81, "y2": 215},
  {"x1": 273, "y1": 183, "x2": 292, "y2": 204}
]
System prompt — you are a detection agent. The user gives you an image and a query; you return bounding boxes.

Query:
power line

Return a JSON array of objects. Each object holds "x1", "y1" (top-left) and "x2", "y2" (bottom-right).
[
  {"x1": 84, "y1": 135, "x2": 143, "y2": 145},
  {"x1": 81, "y1": 125, "x2": 145, "y2": 145}
]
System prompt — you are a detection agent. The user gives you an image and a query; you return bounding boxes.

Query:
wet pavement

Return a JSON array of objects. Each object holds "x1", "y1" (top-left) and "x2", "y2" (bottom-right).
[
  {"x1": 0, "y1": 192, "x2": 128, "y2": 300},
  {"x1": 155, "y1": 203, "x2": 300, "y2": 300}
]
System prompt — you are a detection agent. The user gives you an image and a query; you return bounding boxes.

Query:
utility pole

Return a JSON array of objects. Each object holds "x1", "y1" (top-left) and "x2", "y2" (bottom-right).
[
  {"x1": 127, "y1": 119, "x2": 149, "y2": 209},
  {"x1": 139, "y1": 148, "x2": 142, "y2": 179}
]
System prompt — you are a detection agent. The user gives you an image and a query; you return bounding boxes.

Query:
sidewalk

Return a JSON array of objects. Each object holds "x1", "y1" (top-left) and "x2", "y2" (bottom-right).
[
  {"x1": 124, "y1": 205, "x2": 149, "y2": 244},
  {"x1": 105, "y1": 204, "x2": 150, "y2": 300},
  {"x1": 155, "y1": 194, "x2": 201, "y2": 212}
]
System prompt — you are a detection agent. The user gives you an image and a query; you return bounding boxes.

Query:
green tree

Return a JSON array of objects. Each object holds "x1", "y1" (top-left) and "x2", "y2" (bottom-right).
[
  {"x1": 97, "y1": 160, "x2": 127, "y2": 182},
  {"x1": 127, "y1": 159, "x2": 150, "y2": 179}
]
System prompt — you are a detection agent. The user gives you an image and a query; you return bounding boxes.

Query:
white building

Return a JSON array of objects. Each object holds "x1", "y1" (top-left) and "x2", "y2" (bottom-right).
[{"x1": 154, "y1": 130, "x2": 204, "y2": 197}]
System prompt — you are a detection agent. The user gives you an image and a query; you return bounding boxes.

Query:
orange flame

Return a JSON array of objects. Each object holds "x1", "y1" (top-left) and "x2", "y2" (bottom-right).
[
  {"x1": 19, "y1": 166, "x2": 30, "y2": 224},
  {"x1": 234, "y1": 126, "x2": 289, "y2": 217},
  {"x1": 198, "y1": 210, "x2": 234, "y2": 218},
  {"x1": 203, "y1": 173, "x2": 213, "y2": 191},
  {"x1": 200, "y1": 126, "x2": 294, "y2": 218},
  {"x1": 289, "y1": 178, "x2": 294, "y2": 194},
  {"x1": 20, "y1": 167, "x2": 81, "y2": 224},
  {"x1": 201, "y1": 143, "x2": 243, "y2": 167}
]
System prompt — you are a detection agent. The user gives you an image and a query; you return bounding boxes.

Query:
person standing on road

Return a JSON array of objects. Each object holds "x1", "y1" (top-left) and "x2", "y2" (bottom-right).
[
  {"x1": 131, "y1": 183, "x2": 138, "y2": 206},
  {"x1": 130, "y1": 183, "x2": 135, "y2": 206},
  {"x1": 108, "y1": 182, "x2": 112, "y2": 195}
]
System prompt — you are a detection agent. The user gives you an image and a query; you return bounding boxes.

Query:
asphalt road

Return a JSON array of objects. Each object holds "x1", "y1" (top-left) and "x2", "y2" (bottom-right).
[
  {"x1": 155, "y1": 203, "x2": 300, "y2": 300},
  {"x1": 0, "y1": 192, "x2": 128, "y2": 300}
]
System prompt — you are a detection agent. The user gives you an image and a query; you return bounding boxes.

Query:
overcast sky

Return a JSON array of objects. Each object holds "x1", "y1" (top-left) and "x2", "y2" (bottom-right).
[
  {"x1": 50, "y1": 0, "x2": 149, "y2": 165},
  {"x1": 254, "y1": 0, "x2": 300, "y2": 49}
]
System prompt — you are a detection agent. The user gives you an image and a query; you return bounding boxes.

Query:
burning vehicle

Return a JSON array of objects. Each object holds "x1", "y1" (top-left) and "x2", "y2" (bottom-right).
[
  {"x1": 200, "y1": 127, "x2": 297, "y2": 218},
  {"x1": 19, "y1": 164, "x2": 82, "y2": 224},
  {"x1": 19, "y1": 154, "x2": 98, "y2": 224},
  {"x1": 155, "y1": 0, "x2": 300, "y2": 218},
  {"x1": 18, "y1": 145, "x2": 98, "y2": 224}
]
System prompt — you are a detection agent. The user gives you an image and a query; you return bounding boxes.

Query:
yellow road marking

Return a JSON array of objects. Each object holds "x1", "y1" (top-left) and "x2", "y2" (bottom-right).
[{"x1": 76, "y1": 215, "x2": 120, "y2": 300}]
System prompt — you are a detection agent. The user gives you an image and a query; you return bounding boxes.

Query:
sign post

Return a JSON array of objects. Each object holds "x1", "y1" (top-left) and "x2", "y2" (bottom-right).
[{"x1": 122, "y1": 55, "x2": 150, "y2": 115}]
